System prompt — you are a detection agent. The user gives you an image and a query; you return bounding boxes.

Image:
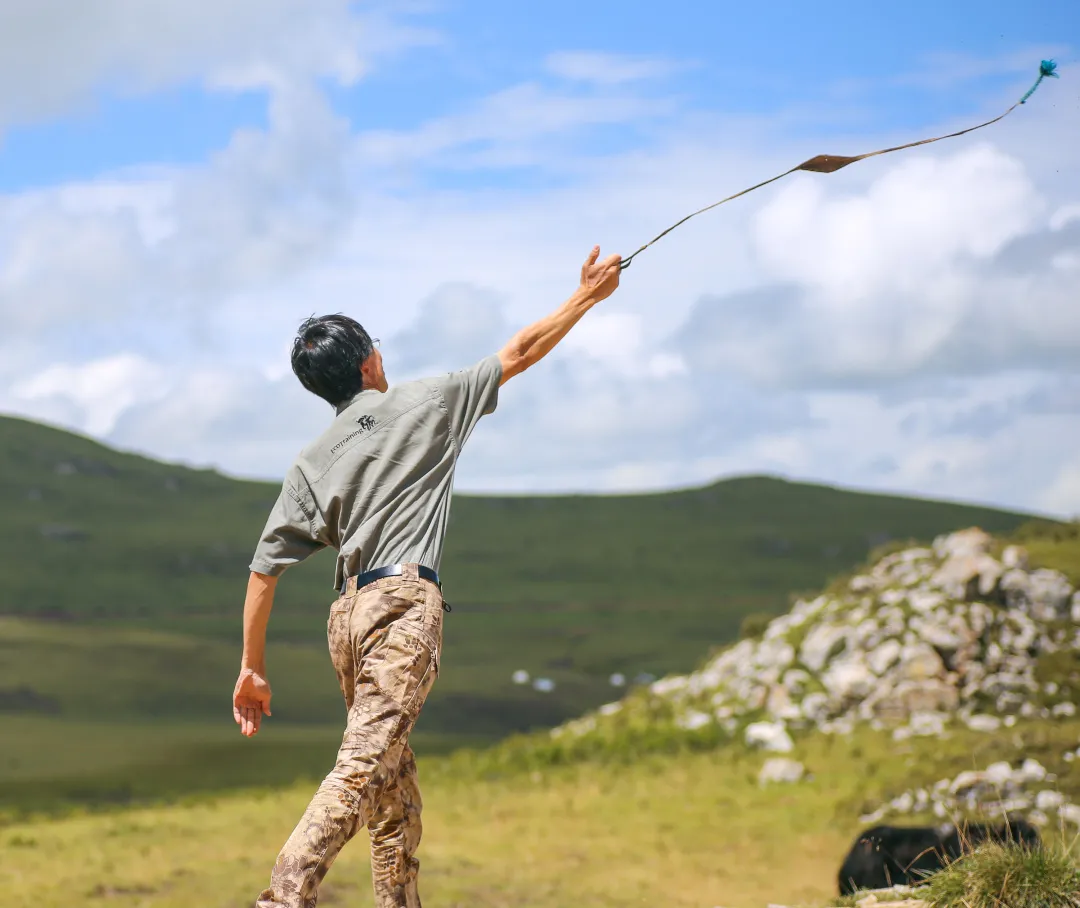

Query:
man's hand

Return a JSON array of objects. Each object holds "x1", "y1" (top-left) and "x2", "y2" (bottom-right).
[
  {"x1": 233, "y1": 667, "x2": 272, "y2": 737},
  {"x1": 579, "y1": 245, "x2": 621, "y2": 303},
  {"x1": 497, "y1": 245, "x2": 623, "y2": 384}
]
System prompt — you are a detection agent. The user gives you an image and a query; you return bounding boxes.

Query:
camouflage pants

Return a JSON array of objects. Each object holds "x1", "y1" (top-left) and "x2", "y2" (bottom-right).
[{"x1": 256, "y1": 564, "x2": 443, "y2": 908}]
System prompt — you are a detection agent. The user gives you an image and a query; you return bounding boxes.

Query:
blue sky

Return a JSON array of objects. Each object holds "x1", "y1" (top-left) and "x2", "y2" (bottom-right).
[
  {"x1": 2, "y1": 1, "x2": 1073, "y2": 189},
  {"x1": 0, "y1": 0, "x2": 1077, "y2": 516}
]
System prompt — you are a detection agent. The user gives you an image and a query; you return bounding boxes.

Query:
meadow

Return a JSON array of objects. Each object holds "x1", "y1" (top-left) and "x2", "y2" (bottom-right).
[{"x1": 3, "y1": 721, "x2": 1080, "y2": 908}]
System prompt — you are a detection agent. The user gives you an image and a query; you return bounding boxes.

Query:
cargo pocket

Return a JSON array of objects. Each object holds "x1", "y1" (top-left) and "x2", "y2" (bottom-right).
[
  {"x1": 366, "y1": 624, "x2": 438, "y2": 717},
  {"x1": 327, "y1": 599, "x2": 356, "y2": 704}
]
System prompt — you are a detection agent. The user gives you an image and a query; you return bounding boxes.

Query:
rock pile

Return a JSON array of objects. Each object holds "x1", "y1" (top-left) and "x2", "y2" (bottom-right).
[
  {"x1": 552, "y1": 528, "x2": 1079, "y2": 746},
  {"x1": 858, "y1": 758, "x2": 1080, "y2": 829}
]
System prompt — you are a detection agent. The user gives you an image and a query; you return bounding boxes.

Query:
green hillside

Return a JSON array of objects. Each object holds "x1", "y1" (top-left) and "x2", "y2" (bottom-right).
[{"x1": 0, "y1": 413, "x2": 1048, "y2": 748}]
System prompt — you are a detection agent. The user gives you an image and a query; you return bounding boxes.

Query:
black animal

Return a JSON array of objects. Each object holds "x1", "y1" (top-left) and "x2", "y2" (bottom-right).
[{"x1": 838, "y1": 817, "x2": 1041, "y2": 895}]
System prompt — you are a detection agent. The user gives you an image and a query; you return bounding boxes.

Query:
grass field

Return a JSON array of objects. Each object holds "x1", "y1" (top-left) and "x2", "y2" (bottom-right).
[{"x1": 3, "y1": 721, "x2": 1080, "y2": 908}]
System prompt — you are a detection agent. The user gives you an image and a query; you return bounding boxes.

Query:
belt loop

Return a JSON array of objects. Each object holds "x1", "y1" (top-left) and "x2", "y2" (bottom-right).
[
  {"x1": 346, "y1": 576, "x2": 357, "y2": 595},
  {"x1": 401, "y1": 563, "x2": 419, "y2": 582}
]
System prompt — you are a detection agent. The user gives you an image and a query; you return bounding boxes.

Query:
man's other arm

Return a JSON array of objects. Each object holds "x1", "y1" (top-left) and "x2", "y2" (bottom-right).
[
  {"x1": 497, "y1": 245, "x2": 621, "y2": 385},
  {"x1": 233, "y1": 571, "x2": 277, "y2": 737},
  {"x1": 234, "y1": 476, "x2": 325, "y2": 737}
]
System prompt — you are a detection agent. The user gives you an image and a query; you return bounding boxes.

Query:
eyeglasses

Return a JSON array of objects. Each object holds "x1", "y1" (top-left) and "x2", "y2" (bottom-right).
[{"x1": 372, "y1": 338, "x2": 381, "y2": 349}]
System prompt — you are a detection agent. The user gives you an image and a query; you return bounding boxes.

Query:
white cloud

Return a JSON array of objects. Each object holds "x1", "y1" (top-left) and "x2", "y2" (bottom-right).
[
  {"x1": 1040, "y1": 460, "x2": 1080, "y2": 518},
  {"x1": 0, "y1": 1, "x2": 436, "y2": 130},
  {"x1": 8, "y1": 354, "x2": 167, "y2": 436},
  {"x1": 754, "y1": 144, "x2": 1043, "y2": 303},
  {"x1": 353, "y1": 80, "x2": 677, "y2": 173},
  {"x1": 545, "y1": 51, "x2": 686, "y2": 86}
]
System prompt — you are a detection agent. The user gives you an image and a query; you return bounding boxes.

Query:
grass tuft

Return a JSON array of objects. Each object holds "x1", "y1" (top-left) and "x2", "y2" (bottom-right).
[{"x1": 923, "y1": 840, "x2": 1080, "y2": 908}]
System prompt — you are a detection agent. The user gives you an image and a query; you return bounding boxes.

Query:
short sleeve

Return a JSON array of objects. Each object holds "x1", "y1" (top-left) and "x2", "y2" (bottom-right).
[
  {"x1": 249, "y1": 472, "x2": 326, "y2": 576},
  {"x1": 437, "y1": 354, "x2": 502, "y2": 451}
]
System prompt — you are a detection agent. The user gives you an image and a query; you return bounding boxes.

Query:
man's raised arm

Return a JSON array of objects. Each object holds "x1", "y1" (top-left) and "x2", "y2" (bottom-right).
[{"x1": 497, "y1": 246, "x2": 621, "y2": 385}]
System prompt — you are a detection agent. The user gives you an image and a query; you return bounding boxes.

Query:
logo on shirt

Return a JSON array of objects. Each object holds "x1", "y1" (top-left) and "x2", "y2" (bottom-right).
[{"x1": 329, "y1": 415, "x2": 378, "y2": 455}]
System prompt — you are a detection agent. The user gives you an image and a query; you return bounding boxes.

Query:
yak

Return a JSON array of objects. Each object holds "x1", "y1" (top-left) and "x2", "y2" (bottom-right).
[{"x1": 838, "y1": 817, "x2": 1041, "y2": 895}]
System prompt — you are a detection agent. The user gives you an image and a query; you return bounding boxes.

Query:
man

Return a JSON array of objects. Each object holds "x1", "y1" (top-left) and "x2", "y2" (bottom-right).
[{"x1": 233, "y1": 245, "x2": 622, "y2": 907}]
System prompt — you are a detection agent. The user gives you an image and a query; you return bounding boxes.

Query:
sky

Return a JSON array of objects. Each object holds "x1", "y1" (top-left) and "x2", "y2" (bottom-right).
[{"x1": 0, "y1": 0, "x2": 1077, "y2": 517}]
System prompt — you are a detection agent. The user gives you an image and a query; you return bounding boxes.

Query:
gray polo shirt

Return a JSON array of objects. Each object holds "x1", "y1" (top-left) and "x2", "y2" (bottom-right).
[{"x1": 249, "y1": 354, "x2": 502, "y2": 591}]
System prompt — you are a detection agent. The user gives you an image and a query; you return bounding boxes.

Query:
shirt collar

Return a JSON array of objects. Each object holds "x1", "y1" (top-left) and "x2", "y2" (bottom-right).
[{"x1": 334, "y1": 389, "x2": 374, "y2": 417}]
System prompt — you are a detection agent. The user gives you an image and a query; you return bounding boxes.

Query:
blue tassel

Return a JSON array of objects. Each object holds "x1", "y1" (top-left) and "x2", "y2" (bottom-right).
[{"x1": 1021, "y1": 59, "x2": 1060, "y2": 104}]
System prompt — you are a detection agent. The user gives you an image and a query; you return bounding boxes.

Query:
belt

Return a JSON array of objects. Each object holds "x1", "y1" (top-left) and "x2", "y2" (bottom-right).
[{"x1": 340, "y1": 564, "x2": 442, "y2": 595}]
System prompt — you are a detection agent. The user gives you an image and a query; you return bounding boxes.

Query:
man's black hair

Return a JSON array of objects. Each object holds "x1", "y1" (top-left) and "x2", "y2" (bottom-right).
[{"x1": 290, "y1": 314, "x2": 374, "y2": 407}]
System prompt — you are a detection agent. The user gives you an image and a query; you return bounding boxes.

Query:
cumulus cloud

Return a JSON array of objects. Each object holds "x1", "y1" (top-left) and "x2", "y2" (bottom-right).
[
  {"x1": 0, "y1": 1, "x2": 435, "y2": 130},
  {"x1": 676, "y1": 145, "x2": 1079, "y2": 389},
  {"x1": 0, "y1": 83, "x2": 354, "y2": 355}
]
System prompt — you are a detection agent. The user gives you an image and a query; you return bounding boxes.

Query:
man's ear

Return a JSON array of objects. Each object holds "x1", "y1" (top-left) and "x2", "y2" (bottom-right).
[{"x1": 359, "y1": 355, "x2": 375, "y2": 389}]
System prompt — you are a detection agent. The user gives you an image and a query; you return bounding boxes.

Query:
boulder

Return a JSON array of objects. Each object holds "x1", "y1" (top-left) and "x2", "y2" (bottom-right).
[
  {"x1": 800, "y1": 624, "x2": 849, "y2": 673},
  {"x1": 869, "y1": 680, "x2": 959, "y2": 723},
  {"x1": 745, "y1": 721, "x2": 794, "y2": 753},
  {"x1": 758, "y1": 757, "x2": 805, "y2": 785},
  {"x1": 822, "y1": 656, "x2": 876, "y2": 702}
]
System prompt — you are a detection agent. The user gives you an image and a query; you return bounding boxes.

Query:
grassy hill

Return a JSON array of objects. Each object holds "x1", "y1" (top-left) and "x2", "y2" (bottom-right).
[{"x1": 0, "y1": 412, "x2": 1054, "y2": 796}]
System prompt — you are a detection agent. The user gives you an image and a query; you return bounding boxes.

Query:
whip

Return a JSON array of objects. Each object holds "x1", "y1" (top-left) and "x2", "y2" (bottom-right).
[{"x1": 619, "y1": 60, "x2": 1060, "y2": 271}]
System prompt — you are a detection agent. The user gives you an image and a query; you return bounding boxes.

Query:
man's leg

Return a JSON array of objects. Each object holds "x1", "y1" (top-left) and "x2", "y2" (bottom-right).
[
  {"x1": 369, "y1": 743, "x2": 424, "y2": 908},
  {"x1": 256, "y1": 585, "x2": 440, "y2": 907}
]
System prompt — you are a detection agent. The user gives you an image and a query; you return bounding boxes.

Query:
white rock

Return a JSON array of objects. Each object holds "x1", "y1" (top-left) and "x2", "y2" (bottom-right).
[
  {"x1": 849, "y1": 575, "x2": 875, "y2": 593},
  {"x1": 822, "y1": 657, "x2": 876, "y2": 701},
  {"x1": 745, "y1": 721, "x2": 795, "y2": 753},
  {"x1": 933, "y1": 549, "x2": 1002, "y2": 599},
  {"x1": 609, "y1": 673, "x2": 626, "y2": 687},
  {"x1": 891, "y1": 791, "x2": 916, "y2": 813},
  {"x1": 896, "y1": 644, "x2": 946, "y2": 681},
  {"x1": 758, "y1": 757, "x2": 805, "y2": 785},
  {"x1": 676, "y1": 710, "x2": 711, "y2": 731},
  {"x1": 1020, "y1": 758, "x2": 1048, "y2": 783},
  {"x1": 1002, "y1": 546, "x2": 1029, "y2": 570},
  {"x1": 907, "y1": 711, "x2": 947, "y2": 737},
  {"x1": 965, "y1": 714, "x2": 1001, "y2": 733},
  {"x1": 650, "y1": 675, "x2": 688, "y2": 696},
  {"x1": 512, "y1": 670, "x2": 530, "y2": 684},
  {"x1": 1035, "y1": 790, "x2": 1065, "y2": 811},
  {"x1": 1060, "y1": 804, "x2": 1080, "y2": 825},
  {"x1": 1029, "y1": 569, "x2": 1074, "y2": 621},
  {"x1": 1053, "y1": 702, "x2": 1077, "y2": 718},
  {"x1": 800, "y1": 624, "x2": 849, "y2": 673},
  {"x1": 799, "y1": 692, "x2": 830, "y2": 723},
  {"x1": 781, "y1": 668, "x2": 811, "y2": 692},
  {"x1": 868, "y1": 639, "x2": 903, "y2": 676}
]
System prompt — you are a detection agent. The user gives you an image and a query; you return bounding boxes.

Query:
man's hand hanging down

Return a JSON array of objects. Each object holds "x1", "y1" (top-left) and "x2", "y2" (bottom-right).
[
  {"x1": 233, "y1": 667, "x2": 272, "y2": 737},
  {"x1": 233, "y1": 570, "x2": 278, "y2": 737}
]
